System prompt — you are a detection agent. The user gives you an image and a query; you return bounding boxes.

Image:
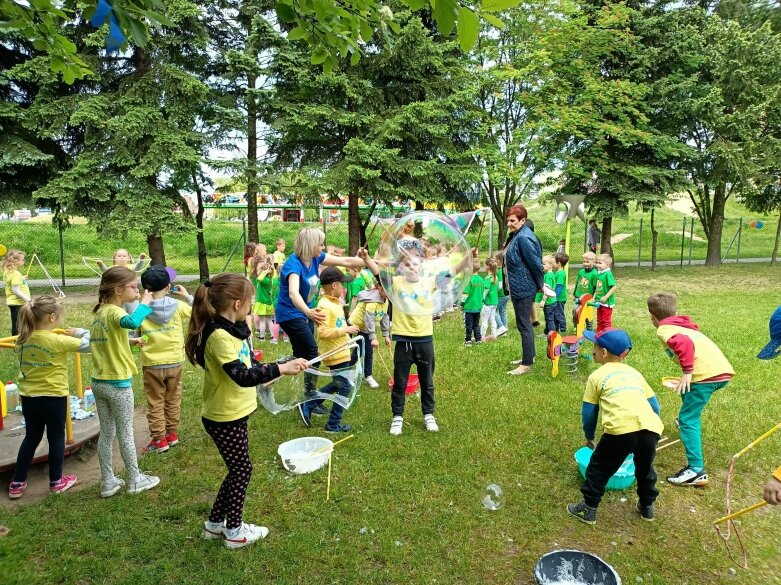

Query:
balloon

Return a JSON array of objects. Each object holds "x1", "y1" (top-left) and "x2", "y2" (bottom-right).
[
  {"x1": 749, "y1": 220, "x2": 757, "y2": 228},
  {"x1": 757, "y1": 220, "x2": 764, "y2": 229},
  {"x1": 376, "y1": 211, "x2": 473, "y2": 317},
  {"x1": 165, "y1": 267, "x2": 177, "y2": 282}
]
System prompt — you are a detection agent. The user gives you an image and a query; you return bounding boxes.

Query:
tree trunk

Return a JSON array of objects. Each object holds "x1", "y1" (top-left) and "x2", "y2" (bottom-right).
[
  {"x1": 772, "y1": 208, "x2": 781, "y2": 266},
  {"x1": 359, "y1": 201, "x2": 377, "y2": 251},
  {"x1": 347, "y1": 192, "x2": 361, "y2": 255},
  {"x1": 193, "y1": 173, "x2": 210, "y2": 282},
  {"x1": 246, "y1": 71, "x2": 258, "y2": 243},
  {"x1": 147, "y1": 233, "x2": 166, "y2": 266},
  {"x1": 704, "y1": 184, "x2": 726, "y2": 267},
  {"x1": 601, "y1": 216, "x2": 613, "y2": 258},
  {"x1": 650, "y1": 208, "x2": 658, "y2": 271}
]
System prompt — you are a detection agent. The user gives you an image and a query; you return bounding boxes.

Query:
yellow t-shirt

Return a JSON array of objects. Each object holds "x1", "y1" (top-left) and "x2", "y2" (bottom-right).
[
  {"x1": 90, "y1": 304, "x2": 137, "y2": 381},
  {"x1": 316, "y1": 295, "x2": 351, "y2": 366},
  {"x1": 139, "y1": 302, "x2": 192, "y2": 367},
  {"x1": 655, "y1": 324, "x2": 734, "y2": 382},
  {"x1": 4, "y1": 269, "x2": 30, "y2": 306},
  {"x1": 349, "y1": 297, "x2": 389, "y2": 336},
  {"x1": 16, "y1": 330, "x2": 82, "y2": 397},
  {"x1": 202, "y1": 329, "x2": 256, "y2": 422},
  {"x1": 774, "y1": 466, "x2": 781, "y2": 482},
  {"x1": 272, "y1": 250, "x2": 286, "y2": 267},
  {"x1": 390, "y1": 276, "x2": 434, "y2": 339},
  {"x1": 583, "y1": 362, "x2": 664, "y2": 436}
]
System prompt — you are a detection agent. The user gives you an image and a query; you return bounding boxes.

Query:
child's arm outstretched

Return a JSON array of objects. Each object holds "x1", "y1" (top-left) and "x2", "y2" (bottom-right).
[
  {"x1": 63, "y1": 327, "x2": 91, "y2": 352},
  {"x1": 223, "y1": 354, "x2": 307, "y2": 387},
  {"x1": 132, "y1": 253, "x2": 147, "y2": 272}
]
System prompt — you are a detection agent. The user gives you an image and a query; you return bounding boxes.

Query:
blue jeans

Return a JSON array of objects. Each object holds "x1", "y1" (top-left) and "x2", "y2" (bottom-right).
[
  {"x1": 511, "y1": 296, "x2": 535, "y2": 366},
  {"x1": 495, "y1": 296, "x2": 509, "y2": 329},
  {"x1": 279, "y1": 318, "x2": 320, "y2": 404},
  {"x1": 543, "y1": 303, "x2": 557, "y2": 334},
  {"x1": 464, "y1": 311, "x2": 481, "y2": 342},
  {"x1": 318, "y1": 359, "x2": 354, "y2": 427},
  {"x1": 554, "y1": 301, "x2": 567, "y2": 333},
  {"x1": 356, "y1": 332, "x2": 374, "y2": 377}
]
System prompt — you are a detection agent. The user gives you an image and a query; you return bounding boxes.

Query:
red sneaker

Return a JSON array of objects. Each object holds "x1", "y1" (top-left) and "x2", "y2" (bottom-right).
[
  {"x1": 9, "y1": 480, "x2": 27, "y2": 499},
  {"x1": 143, "y1": 437, "x2": 169, "y2": 454},
  {"x1": 165, "y1": 432, "x2": 179, "y2": 447},
  {"x1": 49, "y1": 475, "x2": 77, "y2": 494}
]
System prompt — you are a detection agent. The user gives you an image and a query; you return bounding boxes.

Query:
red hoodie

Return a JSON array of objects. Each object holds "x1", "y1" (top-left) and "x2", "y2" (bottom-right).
[{"x1": 656, "y1": 316, "x2": 734, "y2": 383}]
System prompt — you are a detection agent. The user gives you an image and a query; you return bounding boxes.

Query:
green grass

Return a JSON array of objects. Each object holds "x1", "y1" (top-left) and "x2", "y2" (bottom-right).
[{"x1": 0, "y1": 265, "x2": 780, "y2": 584}]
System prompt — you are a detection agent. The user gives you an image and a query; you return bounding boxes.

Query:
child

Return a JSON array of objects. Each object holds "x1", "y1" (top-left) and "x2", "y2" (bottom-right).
[
  {"x1": 244, "y1": 242, "x2": 257, "y2": 269},
  {"x1": 461, "y1": 268, "x2": 485, "y2": 346},
  {"x1": 302, "y1": 267, "x2": 359, "y2": 433},
  {"x1": 344, "y1": 266, "x2": 366, "y2": 314},
  {"x1": 349, "y1": 283, "x2": 390, "y2": 389},
  {"x1": 593, "y1": 253, "x2": 616, "y2": 332},
  {"x1": 185, "y1": 273, "x2": 306, "y2": 548},
  {"x1": 539, "y1": 255, "x2": 558, "y2": 335},
  {"x1": 480, "y1": 258, "x2": 499, "y2": 341},
  {"x1": 131, "y1": 266, "x2": 193, "y2": 454},
  {"x1": 647, "y1": 292, "x2": 734, "y2": 487},
  {"x1": 2, "y1": 249, "x2": 30, "y2": 336},
  {"x1": 8, "y1": 296, "x2": 90, "y2": 498},
  {"x1": 90, "y1": 267, "x2": 160, "y2": 497},
  {"x1": 556, "y1": 238, "x2": 566, "y2": 255},
  {"x1": 553, "y1": 252, "x2": 569, "y2": 333},
  {"x1": 270, "y1": 270, "x2": 288, "y2": 345},
  {"x1": 567, "y1": 328, "x2": 663, "y2": 525},
  {"x1": 97, "y1": 249, "x2": 147, "y2": 273},
  {"x1": 494, "y1": 253, "x2": 509, "y2": 336},
  {"x1": 272, "y1": 239, "x2": 286, "y2": 270},
  {"x1": 572, "y1": 252, "x2": 598, "y2": 328},
  {"x1": 250, "y1": 257, "x2": 275, "y2": 341}
]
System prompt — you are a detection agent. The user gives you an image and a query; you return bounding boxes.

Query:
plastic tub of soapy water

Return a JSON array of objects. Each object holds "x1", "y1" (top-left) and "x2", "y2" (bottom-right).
[
  {"x1": 535, "y1": 549, "x2": 621, "y2": 585},
  {"x1": 277, "y1": 437, "x2": 333, "y2": 475},
  {"x1": 388, "y1": 373, "x2": 419, "y2": 394},
  {"x1": 574, "y1": 447, "x2": 635, "y2": 490}
]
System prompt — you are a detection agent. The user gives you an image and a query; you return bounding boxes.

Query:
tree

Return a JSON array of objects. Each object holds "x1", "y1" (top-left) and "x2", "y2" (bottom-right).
[{"x1": 742, "y1": 183, "x2": 781, "y2": 265}]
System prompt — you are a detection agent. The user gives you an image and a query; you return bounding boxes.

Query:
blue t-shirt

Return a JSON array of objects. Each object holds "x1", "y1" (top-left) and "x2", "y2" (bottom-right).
[{"x1": 276, "y1": 252, "x2": 326, "y2": 323}]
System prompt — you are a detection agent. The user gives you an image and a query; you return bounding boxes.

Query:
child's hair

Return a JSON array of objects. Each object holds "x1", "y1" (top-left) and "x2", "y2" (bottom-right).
[
  {"x1": 94, "y1": 266, "x2": 137, "y2": 313},
  {"x1": 112, "y1": 248, "x2": 132, "y2": 264},
  {"x1": 244, "y1": 242, "x2": 257, "y2": 257},
  {"x1": 559, "y1": 239, "x2": 566, "y2": 245},
  {"x1": 597, "y1": 253, "x2": 613, "y2": 267},
  {"x1": 582, "y1": 251, "x2": 596, "y2": 261},
  {"x1": 185, "y1": 273, "x2": 255, "y2": 365},
  {"x1": 296, "y1": 228, "x2": 326, "y2": 259},
  {"x1": 485, "y1": 257, "x2": 497, "y2": 281},
  {"x1": 15, "y1": 295, "x2": 63, "y2": 345},
  {"x1": 250, "y1": 256, "x2": 272, "y2": 280},
  {"x1": 542, "y1": 254, "x2": 554, "y2": 268},
  {"x1": 276, "y1": 238, "x2": 285, "y2": 248},
  {"x1": 1, "y1": 249, "x2": 24, "y2": 273},
  {"x1": 253, "y1": 243, "x2": 268, "y2": 257},
  {"x1": 554, "y1": 252, "x2": 569, "y2": 268},
  {"x1": 647, "y1": 292, "x2": 678, "y2": 321}
]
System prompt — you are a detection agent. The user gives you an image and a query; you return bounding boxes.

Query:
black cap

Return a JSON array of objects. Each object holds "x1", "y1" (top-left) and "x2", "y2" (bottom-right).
[
  {"x1": 141, "y1": 265, "x2": 171, "y2": 292},
  {"x1": 320, "y1": 266, "x2": 354, "y2": 286}
]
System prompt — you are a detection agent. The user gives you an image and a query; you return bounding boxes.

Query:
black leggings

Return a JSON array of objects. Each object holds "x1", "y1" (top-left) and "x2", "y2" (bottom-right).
[
  {"x1": 13, "y1": 395, "x2": 67, "y2": 484},
  {"x1": 9, "y1": 304, "x2": 21, "y2": 336},
  {"x1": 203, "y1": 417, "x2": 253, "y2": 530}
]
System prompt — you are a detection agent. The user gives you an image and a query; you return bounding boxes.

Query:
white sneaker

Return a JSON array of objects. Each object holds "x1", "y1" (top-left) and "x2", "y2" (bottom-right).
[
  {"x1": 100, "y1": 477, "x2": 125, "y2": 498},
  {"x1": 202, "y1": 520, "x2": 226, "y2": 540},
  {"x1": 424, "y1": 414, "x2": 439, "y2": 432},
  {"x1": 127, "y1": 473, "x2": 160, "y2": 495},
  {"x1": 389, "y1": 416, "x2": 404, "y2": 436},
  {"x1": 224, "y1": 522, "x2": 269, "y2": 549},
  {"x1": 366, "y1": 376, "x2": 380, "y2": 389}
]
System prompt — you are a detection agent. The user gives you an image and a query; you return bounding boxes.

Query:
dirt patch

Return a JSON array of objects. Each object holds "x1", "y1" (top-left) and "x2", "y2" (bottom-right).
[
  {"x1": 665, "y1": 196, "x2": 696, "y2": 216},
  {"x1": 0, "y1": 406, "x2": 150, "y2": 508},
  {"x1": 611, "y1": 233, "x2": 633, "y2": 245},
  {"x1": 666, "y1": 230, "x2": 705, "y2": 242}
]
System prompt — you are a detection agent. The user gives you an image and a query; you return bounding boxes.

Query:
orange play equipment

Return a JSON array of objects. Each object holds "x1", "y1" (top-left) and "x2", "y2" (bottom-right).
[{"x1": 547, "y1": 294, "x2": 596, "y2": 378}]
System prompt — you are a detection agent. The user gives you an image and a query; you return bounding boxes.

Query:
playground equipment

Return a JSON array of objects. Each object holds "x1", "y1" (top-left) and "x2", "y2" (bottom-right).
[{"x1": 547, "y1": 294, "x2": 596, "y2": 377}]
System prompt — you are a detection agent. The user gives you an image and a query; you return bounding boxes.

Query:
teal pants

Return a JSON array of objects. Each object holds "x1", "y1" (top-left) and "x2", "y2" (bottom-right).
[{"x1": 677, "y1": 381, "x2": 729, "y2": 469}]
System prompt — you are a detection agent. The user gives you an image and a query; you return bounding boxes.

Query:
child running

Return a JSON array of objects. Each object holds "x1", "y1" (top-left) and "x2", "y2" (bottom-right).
[
  {"x1": 572, "y1": 252, "x2": 598, "y2": 329},
  {"x1": 593, "y1": 253, "x2": 616, "y2": 332},
  {"x1": 567, "y1": 328, "x2": 663, "y2": 525},
  {"x1": 647, "y1": 292, "x2": 734, "y2": 487},
  {"x1": 349, "y1": 279, "x2": 390, "y2": 389},
  {"x1": 90, "y1": 267, "x2": 160, "y2": 497},
  {"x1": 2, "y1": 249, "x2": 30, "y2": 336},
  {"x1": 8, "y1": 296, "x2": 90, "y2": 499},
  {"x1": 185, "y1": 273, "x2": 306, "y2": 549}
]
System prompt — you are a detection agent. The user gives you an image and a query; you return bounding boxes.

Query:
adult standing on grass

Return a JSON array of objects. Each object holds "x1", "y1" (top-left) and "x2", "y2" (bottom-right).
[
  {"x1": 275, "y1": 228, "x2": 368, "y2": 419},
  {"x1": 503, "y1": 205, "x2": 543, "y2": 375},
  {"x1": 587, "y1": 219, "x2": 601, "y2": 253}
]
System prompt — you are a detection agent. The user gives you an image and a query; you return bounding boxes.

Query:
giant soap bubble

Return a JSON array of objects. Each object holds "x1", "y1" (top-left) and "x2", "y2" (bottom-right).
[{"x1": 376, "y1": 211, "x2": 474, "y2": 317}]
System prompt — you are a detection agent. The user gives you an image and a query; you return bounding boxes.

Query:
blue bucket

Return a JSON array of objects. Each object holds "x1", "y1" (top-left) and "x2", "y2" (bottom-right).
[
  {"x1": 535, "y1": 549, "x2": 621, "y2": 584},
  {"x1": 574, "y1": 447, "x2": 635, "y2": 490}
]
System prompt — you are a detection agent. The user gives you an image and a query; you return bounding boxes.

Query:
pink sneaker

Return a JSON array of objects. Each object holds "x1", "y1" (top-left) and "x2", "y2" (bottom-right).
[
  {"x1": 9, "y1": 481, "x2": 27, "y2": 499},
  {"x1": 49, "y1": 475, "x2": 77, "y2": 494}
]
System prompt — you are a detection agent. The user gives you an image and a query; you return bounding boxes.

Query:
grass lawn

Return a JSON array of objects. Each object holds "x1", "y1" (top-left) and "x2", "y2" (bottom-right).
[{"x1": 0, "y1": 264, "x2": 779, "y2": 584}]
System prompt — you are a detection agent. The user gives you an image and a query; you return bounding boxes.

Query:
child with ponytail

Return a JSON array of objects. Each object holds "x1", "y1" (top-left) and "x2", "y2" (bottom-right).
[
  {"x1": 2, "y1": 249, "x2": 30, "y2": 336},
  {"x1": 90, "y1": 267, "x2": 160, "y2": 498},
  {"x1": 185, "y1": 273, "x2": 307, "y2": 549},
  {"x1": 8, "y1": 296, "x2": 90, "y2": 499}
]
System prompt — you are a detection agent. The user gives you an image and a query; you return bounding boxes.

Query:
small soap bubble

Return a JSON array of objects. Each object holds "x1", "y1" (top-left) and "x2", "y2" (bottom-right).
[{"x1": 482, "y1": 483, "x2": 504, "y2": 510}]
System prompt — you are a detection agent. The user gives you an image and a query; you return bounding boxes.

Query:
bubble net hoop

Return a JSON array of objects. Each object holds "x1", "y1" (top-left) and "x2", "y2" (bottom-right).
[
  {"x1": 82, "y1": 257, "x2": 151, "y2": 276},
  {"x1": 714, "y1": 421, "x2": 781, "y2": 569},
  {"x1": 25, "y1": 254, "x2": 65, "y2": 298}
]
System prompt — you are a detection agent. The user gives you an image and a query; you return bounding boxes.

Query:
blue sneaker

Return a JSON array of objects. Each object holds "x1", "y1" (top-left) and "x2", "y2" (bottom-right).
[
  {"x1": 311, "y1": 404, "x2": 329, "y2": 416},
  {"x1": 297, "y1": 403, "x2": 311, "y2": 428},
  {"x1": 324, "y1": 423, "x2": 353, "y2": 433}
]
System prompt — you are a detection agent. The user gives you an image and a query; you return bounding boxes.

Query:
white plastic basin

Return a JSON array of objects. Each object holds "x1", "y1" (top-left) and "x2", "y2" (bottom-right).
[{"x1": 277, "y1": 437, "x2": 334, "y2": 475}]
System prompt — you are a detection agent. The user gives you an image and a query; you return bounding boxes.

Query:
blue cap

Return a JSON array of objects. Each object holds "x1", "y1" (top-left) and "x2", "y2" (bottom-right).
[
  {"x1": 758, "y1": 306, "x2": 781, "y2": 360},
  {"x1": 583, "y1": 328, "x2": 632, "y2": 358}
]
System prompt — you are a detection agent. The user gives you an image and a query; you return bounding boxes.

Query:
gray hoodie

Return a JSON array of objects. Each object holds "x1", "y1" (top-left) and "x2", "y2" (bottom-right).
[
  {"x1": 126, "y1": 295, "x2": 193, "y2": 368},
  {"x1": 352, "y1": 288, "x2": 390, "y2": 341}
]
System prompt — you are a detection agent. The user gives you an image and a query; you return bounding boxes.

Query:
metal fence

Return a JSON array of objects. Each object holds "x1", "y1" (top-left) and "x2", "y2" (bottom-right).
[{"x1": 0, "y1": 210, "x2": 777, "y2": 290}]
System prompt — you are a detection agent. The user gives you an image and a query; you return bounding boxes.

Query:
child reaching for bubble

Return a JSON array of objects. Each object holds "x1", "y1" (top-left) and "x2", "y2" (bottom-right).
[
  {"x1": 96, "y1": 249, "x2": 147, "y2": 273},
  {"x1": 8, "y1": 296, "x2": 90, "y2": 499},
  {"x1": 185, "y1": 273, "x2": 307, "y2": 549},
  {"x1": 2, "y1": 249, "x2": 30, "y2": 336}
]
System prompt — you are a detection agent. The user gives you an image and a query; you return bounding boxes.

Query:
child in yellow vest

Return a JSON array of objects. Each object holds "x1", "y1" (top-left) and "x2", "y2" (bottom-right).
[
  {"x1": 2, "y1": 249, "x2": 30, "y2": 336},
  {"x1": 8, "y1": 296, "x2": 90, "y2": 499}
]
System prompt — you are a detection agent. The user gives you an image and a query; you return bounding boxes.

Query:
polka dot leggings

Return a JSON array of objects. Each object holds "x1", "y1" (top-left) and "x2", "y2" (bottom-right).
[{"x1": 203, "y1": 417, "x2": 253, "y2": 530}]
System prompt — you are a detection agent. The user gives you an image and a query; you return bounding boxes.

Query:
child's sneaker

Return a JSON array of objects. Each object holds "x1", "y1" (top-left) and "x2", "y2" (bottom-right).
[
  {"x1": 324, "y1": 423, "x2": 353, "y2": 433},
  {"x1": 8, "y1": 480, "x2": 27, "y2": 499},
  {"x1": 464, "y1": 341, "x2": 472, "y2": 347},
  {"x1": 165, "y1": 432, "x2": 179, "y2": 447},
  {"x1": 365, "y1": 376, "x2": 380, "y2": 389},
  {"x1": 297, "y1": 403, "x2": 311, "y2": 428},
  {"x1": 202, "y1": 520, "x2": 226, "y2": 540},
  {"x1": 100, "y1": 477, "x2": 125, "y2": 498},
  {"x1": 49, "y1": 474, "x2": 77, "y2": 494},
  {"x1": 143, "y1": 437, "x2": 169, "y2": 454},
  {"x1": 636, "y1": 501, "x2": 655, "y2": 522},
  {"x1": 310, "y1": 404, "x2": 329, "y2": 416},
  {"x1": 127, "y1": 473, "x2": 160, "y2": 494},
  {"x1": 667, "y1": 466, "x2": 708, "y2": 487},
  {"x1": 224, "y1": 522, "x2": 269, "y2": 549},
  {"x1": 566, "y1": 501, "x2": 597, "y2": 525},
  {"x1": 423, "y1": 414, "x2": 439, "y2": 432},
  {"x1": 389, "y1": 416, "x2": 403, "y2": 436}
]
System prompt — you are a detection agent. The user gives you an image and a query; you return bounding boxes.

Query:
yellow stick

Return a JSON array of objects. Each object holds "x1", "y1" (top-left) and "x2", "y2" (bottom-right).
[
  {"x1": 311, "y1": 433, "x2": 355, "y2": 457},
  {"x1": 732, "y1": 422, "x2": 781, "y2": 461},
  {"x1": 326, "y1": 453, "x2": 333, "y2": 501},
  {"x1": 713, "y1": 501, "x2": 768, "y2": 525},
  {"x1": 656, "y1": 439, "x2": 681, "y2": 452},
  {"x1": 65, "y1": 395, "x2": 74, "y2": 445},
  {"x1": 74, "y1": 352, "x2": 83, "y2": 399}
]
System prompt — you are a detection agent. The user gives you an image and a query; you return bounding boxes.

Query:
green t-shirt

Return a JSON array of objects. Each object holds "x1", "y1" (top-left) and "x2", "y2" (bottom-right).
[
  {"x1": 543, "y1": 271, "x2": 557, "y2": 306},
  {"x1": 496, "y1": 268, "x2": 505, "y2": 298},
  {"x1": 555, "y1": 269, "x2": 567, "y2": 303},
  {"x1": 594, "y1": 269, "x2": 616, "y2": 307},
  {"x1": 573, "y1": 267, "x2": 598, "y2": 298},
  {"x1": 345, "y1": 277, "x2": 366, "y2": 305},
  {"x1": 253, "y1": 274, "x2": 273, "y2": 304},
  {"x1": 534, "y1": 291, "x2": 543, "y2": 303},
  {"x1": 483, "y1": 275, "x2": 499, "y2": 306},
  {"x1": 461, "y1": 274, "x2": 485, "y2": 312}
]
